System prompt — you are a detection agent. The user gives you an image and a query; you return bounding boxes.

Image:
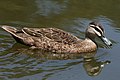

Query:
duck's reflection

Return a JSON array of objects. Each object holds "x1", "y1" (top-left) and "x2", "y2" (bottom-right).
[
  {"x1": 5, "y1": 43, "x2": 111, "y2": 76},
  {"x1": 83, "y1": 57, "x2": 110, "y2": 76}
]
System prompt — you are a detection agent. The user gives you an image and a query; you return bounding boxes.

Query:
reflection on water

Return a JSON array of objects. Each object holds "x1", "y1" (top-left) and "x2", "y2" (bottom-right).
[
  {"x1": 0, "y1": 43, "x2": 111, "y2": 79},
  {"x1": 83, "y1": 57, "x2": 110, "y2": 76},
  {"x1": 35, "y1": 0, "x2": 68, "y2": 16}
]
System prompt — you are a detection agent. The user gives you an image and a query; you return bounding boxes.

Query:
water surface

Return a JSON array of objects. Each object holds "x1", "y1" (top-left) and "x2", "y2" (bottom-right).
[{"x1": 0, "y1": 0, "x2": 120, "y2": 80}]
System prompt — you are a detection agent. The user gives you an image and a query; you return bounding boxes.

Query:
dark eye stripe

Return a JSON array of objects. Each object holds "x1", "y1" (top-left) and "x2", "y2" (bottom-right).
[
  {"x1": 90, "y1": 25, "x2": 103, "y2": 35},
  {"x1": 98, "y1": 25, "x2": 104, "y2": 32},
  {"x1": 94, "y1": 27, "x2": 103, "y2": 35}
]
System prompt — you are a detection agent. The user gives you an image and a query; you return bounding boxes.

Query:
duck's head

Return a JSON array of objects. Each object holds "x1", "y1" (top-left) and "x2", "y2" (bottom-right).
[{"x1": 85, "y1": 22, "x2": 112, "y2": 47}]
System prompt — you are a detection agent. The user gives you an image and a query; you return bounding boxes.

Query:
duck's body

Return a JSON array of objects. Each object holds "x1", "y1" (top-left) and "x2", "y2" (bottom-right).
[{"x1": 1, "y1": 22, "x2": 112, "y2": 53}]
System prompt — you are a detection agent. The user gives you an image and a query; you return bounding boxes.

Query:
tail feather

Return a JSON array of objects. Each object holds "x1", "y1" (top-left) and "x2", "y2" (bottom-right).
[
  {"x1": 1, "y1": 25, "x2": 17, "y2": 35},
  {"x1": 1, "y1": 25, "x2": 24, "y2": 40},
  {"x1": 1, "y1": 25, "x2": 34, "y2": 46}
]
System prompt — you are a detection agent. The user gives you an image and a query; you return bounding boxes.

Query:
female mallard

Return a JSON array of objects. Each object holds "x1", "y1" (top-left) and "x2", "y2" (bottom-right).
[{"x1": 1, "y1": 22, "x2": 112, "y2": 53}]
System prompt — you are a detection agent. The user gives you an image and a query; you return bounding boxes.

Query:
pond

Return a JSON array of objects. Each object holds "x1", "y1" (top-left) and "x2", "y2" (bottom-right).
[{"x1": 0, "y1": 0, "x2": 120, "y2": 80}]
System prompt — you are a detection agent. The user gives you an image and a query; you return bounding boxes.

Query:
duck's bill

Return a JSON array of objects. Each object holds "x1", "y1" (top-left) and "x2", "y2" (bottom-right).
[{"x1": 101, "y1": 36, "x2": 112, "y2": 47}]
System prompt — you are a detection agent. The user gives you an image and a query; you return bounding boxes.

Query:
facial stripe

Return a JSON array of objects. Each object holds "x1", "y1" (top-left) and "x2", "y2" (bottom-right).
[
  {"x1": 91, "y1": 27, "x2": 101, "y2": 36},
  {"x1": 90, "y1": 24, "x2": 104, "y2": 36},
  {"x1": 90, "y1": 25, "x2": 95, "y2": 27},
  {"x1": 96, "y1": 26, "x2": 104, "y2": 34},
  {"x1": 94, "y1": 26, "x2": 103, "y2": 35}
]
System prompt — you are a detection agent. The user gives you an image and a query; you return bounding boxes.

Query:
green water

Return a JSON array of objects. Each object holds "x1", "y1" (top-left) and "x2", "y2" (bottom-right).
[{"x1": 0, "y1": 0, "x2": 120, "y2": 80}]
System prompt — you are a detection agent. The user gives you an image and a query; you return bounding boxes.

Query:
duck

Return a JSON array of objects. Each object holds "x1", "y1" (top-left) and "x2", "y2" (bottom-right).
[{"x1": 1, "y1": 22, "x2": 112, "y2": 53}]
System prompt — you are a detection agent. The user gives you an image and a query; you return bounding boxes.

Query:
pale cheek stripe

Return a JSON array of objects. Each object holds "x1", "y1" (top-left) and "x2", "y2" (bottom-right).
[
  {"x1": 96, "y1": 26, "x2": 104, "y2": 34},
  {"x1": 90, "y1": 25, "x2": 95, "y2": 27},
  {"x1": 92, "y1": 28, "x2": 101, "y2": 36},
  {"x1": 90, "y1": 25, "x2": 104, "y2": 35}
]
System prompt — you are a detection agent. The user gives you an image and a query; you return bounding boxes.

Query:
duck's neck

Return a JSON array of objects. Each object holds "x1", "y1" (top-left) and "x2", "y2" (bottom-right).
[
  {"x1": 75, "y1": 38, "x2": 97, "y2": 53},
  {"x1": 85, "y1": 38, "x2": 98, "y2": 48},
  {"x1": 85, "y1": 32, "x2": 97, "y2": 44}
]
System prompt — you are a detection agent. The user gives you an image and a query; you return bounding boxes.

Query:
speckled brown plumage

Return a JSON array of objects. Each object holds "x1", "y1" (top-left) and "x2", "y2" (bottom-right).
[{"x1": 1, "y1": 25, "x2": 97, "y2": 53}]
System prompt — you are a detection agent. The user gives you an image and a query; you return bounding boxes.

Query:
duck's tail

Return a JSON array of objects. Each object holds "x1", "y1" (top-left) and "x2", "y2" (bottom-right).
[
  {"x1": 1, "y1": 25, "x2": 18, "y2": 35},
  {"x1": 1, "y1": 25, "x2": 24, "y2": 42},
  {"x1": 1, "y1": 25, "x2": 35, "y2": 46}
]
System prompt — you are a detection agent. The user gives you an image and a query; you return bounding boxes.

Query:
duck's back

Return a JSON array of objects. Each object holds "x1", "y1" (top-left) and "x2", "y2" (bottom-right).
[{"x1": 22, "y1": 27, "x2": 81, "y2": 45}]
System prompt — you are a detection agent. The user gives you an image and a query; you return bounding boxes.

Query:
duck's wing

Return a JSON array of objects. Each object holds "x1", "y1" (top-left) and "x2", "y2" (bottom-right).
[
  {"x1": 1, "y1": 25, "x2": 35, "y2": 46},
  {"x1": 22, "y1": 27, "x2": 80, "y2": 44}
]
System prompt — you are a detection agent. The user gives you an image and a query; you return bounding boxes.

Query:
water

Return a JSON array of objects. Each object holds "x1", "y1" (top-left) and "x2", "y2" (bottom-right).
[{"x1": 0, "y1": 0, "x2": 120, "y2": 80}]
